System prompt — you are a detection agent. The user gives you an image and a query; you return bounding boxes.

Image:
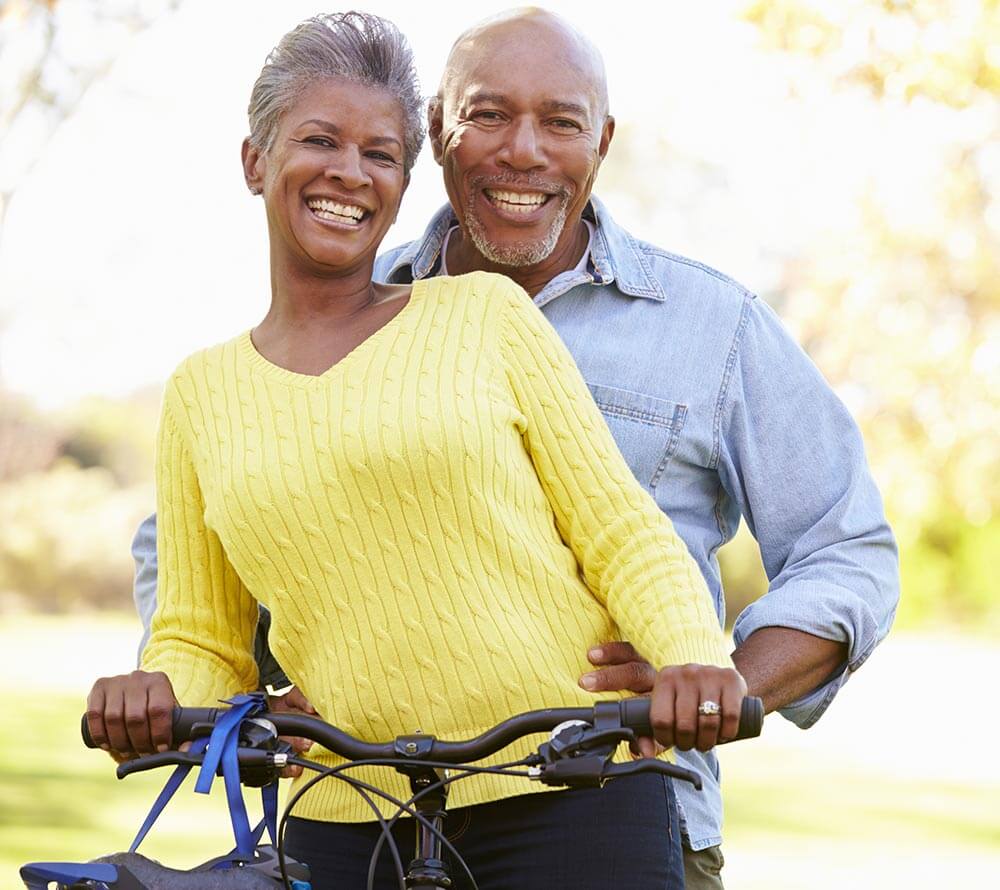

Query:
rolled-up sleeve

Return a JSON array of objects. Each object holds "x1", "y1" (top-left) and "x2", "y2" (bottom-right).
[{"x1": 721, "y1": 298, "x2": 899, "y2": 727}]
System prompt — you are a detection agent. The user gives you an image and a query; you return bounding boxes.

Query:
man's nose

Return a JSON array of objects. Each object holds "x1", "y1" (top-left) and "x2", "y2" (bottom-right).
[
  {"x1": 325, "y1": 145, "x2": 371, "y2": 190},
  {"x1": 496, "y1": 117, "x2": 546, "y2": 172}
]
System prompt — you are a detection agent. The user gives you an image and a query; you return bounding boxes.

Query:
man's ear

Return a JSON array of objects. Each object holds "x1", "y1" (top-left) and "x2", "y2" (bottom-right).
[
  {"x1": 598, "y1": 115, "x2": 615, "y2": 162},
  {"x1": 242, "y1": 137, "x2": 265, "y2": 193},
  {"x1": 428, "y1": 98, "x2": 445, "y2": 166}
]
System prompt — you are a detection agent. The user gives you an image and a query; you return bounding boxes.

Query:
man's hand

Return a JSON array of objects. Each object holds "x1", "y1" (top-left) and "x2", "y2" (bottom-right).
[
  {"x1": 268, "y1": 686, "x2": 318, "y2": 778},
  {"x1": 579, "y1": 641, "x2": 656, "y2": 694},
  {"x1": 86, "y1": 671, "x2": 178, "y2": 760},
  {"x1": 579, "y1": 642, "x2": 659, "y2": 756},
  {"x1": 579, "y1": 642, "x2": 747, "y2": 754}
]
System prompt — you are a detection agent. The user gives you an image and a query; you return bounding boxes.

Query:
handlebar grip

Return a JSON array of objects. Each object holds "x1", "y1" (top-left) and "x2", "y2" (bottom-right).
[
  {"x1": 620, "y1": 695, "x2": 764, "y2": 742},
  {"x1": 81, "y1": 707, "x2": 222, "y2": 749},
  {"x1": 81, "y1": 714, "x2": 97, "y2": 748}
]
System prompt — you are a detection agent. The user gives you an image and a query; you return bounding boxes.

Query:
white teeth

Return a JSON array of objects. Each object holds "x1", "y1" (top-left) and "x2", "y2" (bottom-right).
[
  {"x1": 485, "y1": 189, "x2": 549, "y2": 208},
  {"x1": 307, "y1": 198, "x2": 366, "y2": 222}
]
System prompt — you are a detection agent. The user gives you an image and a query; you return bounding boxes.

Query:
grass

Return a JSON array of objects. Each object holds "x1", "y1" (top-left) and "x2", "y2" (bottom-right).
[{"x1": 2, "y1": 615, "x2": 999, "y2": 888}]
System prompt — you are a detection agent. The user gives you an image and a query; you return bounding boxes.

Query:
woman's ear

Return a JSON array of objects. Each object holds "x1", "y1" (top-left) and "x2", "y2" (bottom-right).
[{"x1": 241, "y1": 137, "x2": 264, "y2": 195}]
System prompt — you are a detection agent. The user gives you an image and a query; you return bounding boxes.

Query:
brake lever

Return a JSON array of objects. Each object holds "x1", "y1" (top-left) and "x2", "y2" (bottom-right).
[
  {"x1": 600, "y1": 758, "x2": 703, "y2": 791},
  {"x1": 115, "y1": 747, "x2": 290, "y2": 780},
  {"x1": 116, "y1": 750, "x2": 204, "y2": 779}
]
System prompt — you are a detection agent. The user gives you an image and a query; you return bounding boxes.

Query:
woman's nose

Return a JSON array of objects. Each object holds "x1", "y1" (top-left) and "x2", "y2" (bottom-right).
[{"x1": 325, "y1": 144, "x2": 371, "y2": 190}]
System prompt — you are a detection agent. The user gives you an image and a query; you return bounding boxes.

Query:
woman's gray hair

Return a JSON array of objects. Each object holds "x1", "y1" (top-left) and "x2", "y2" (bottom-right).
[{"x1": 248, "y1": 12, "x2": 425, "y2": 173}]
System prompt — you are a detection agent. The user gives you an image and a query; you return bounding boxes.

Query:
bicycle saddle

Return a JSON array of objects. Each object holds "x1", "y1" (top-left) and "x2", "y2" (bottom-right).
[{"x1": 21, "y1": 846, "x2": 310, "y2": 889}]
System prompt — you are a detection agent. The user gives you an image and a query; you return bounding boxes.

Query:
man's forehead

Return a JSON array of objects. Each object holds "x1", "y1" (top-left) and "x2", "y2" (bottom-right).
[{"x1": 441, "y1": 10, "x2": 608, "y2": 113}]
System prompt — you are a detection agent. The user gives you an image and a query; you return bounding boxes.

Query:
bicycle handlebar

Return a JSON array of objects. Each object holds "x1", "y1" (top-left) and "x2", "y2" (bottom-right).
[{"x1": 82, "y1": 696, "x2": 763, "y2": 763}]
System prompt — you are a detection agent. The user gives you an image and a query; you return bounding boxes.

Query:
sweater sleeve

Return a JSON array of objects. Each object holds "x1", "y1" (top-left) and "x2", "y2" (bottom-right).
[
  {"x1": 140, "y1": 380, "x2": 259, "y2": 706},
  {"x1": 498, "y1": 279, "x2": 732, "y2": 671}
]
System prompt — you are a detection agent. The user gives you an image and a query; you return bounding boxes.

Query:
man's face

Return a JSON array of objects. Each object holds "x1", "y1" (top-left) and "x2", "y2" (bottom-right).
[{"x1": 432, "y1": 22, "x2": 613, "y2": 267}]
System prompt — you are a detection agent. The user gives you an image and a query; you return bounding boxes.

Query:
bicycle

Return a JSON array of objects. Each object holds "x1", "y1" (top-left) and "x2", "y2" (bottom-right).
[{"x1": 21, "y1": 692, "x2": 763, "y2": 890}]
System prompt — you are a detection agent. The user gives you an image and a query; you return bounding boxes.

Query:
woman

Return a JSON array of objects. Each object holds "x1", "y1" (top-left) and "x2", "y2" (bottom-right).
[{"x1": 87, "y1": 12, "x2": 745, "y2": 888}]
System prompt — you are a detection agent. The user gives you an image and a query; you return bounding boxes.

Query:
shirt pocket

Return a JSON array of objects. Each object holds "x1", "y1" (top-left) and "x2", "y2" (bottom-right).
[{"x1": 586, "y1": 382, "x2": 688, "y2": 490}]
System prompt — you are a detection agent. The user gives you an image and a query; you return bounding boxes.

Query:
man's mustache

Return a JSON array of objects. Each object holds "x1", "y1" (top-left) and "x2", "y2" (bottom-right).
[{"x1": 470, "y1": 173, "x2": 571, "y2": 198}]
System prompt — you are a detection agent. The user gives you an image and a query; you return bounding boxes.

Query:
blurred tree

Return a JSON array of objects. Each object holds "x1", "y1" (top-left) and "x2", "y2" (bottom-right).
[
  {"x1": 59, "y1": 388, "x2": 160, "y2": 485},
  {"x1": 0, "y1": 390, "x2": 62, "y2": 480},
  {"x1": 0, "y1": 0, "x2": 183, "y2": 365},
  {"x1": 0, "y1": 0, "x2": 183, "y2": 229},
  {"x1": 0, "y1": 462, "x2": 152, "y2": 611},
  {"x1": 739, "y1": 0, "x2": 1000, "y2": 625}
]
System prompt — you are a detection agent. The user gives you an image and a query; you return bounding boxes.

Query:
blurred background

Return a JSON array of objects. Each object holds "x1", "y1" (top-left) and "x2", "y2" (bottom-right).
[{"x1": 1, "y1": 0, "x2": 997, "y2": 886}]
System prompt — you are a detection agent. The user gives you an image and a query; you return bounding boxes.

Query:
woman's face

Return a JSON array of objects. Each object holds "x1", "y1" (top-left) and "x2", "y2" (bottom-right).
[{"x1": 243, "y1": 78, "x2": 409, "y2": 277}]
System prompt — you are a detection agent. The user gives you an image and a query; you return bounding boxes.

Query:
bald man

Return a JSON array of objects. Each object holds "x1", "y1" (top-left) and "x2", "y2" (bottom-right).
[{"x1": 132, "y1": 9, "x2": 898, "y2": 887}]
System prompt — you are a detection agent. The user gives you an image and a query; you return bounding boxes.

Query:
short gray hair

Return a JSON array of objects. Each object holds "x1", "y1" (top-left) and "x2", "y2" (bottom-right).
[{"x1": 248, "y1": 12, "x2": 425, "y2": 173}]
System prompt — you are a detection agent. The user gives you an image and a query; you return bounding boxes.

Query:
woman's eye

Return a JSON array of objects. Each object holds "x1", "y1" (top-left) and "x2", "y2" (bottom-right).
[
  {"x1": 474, "y1": 111, "x2": 503, "y2": 122},
  {"x1": 303, "y1": 136, "x2": 334, "y2": 147},
  {"x1": 367, "y1": 152, "x2": 396, "y2": 163}
]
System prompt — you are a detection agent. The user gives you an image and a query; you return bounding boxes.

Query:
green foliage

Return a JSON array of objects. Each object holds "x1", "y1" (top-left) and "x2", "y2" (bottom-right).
[
  {"x1": 719, "y1": 0, "x2": 1000, "y2": 628},
  {"x1": 896, "y1": 511, "x2": 1000, "y2": 629},
  {"x1": 0, "y1": 464, "x2": 151, "y2": 611},
  {"x1": 59, "y1": 390, "x2": 160, "y2": 485}
]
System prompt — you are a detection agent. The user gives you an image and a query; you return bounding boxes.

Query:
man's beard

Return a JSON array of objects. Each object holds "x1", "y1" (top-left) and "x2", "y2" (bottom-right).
[{"x1": 463, "y1": 175, "x2": 572, "y2": 267}]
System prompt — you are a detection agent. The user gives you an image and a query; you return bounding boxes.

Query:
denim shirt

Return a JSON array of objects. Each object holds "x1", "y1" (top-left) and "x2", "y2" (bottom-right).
[{"x1": 132, "y1": 196, "x2": 898, "y2": 849}]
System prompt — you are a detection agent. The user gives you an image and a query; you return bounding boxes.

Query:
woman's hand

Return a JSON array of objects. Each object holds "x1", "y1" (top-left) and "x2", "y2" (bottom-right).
[
  {"x1": 268, "y1": 685, "x2": 317, "y2": 778},
  {"x1": 85, "y1": 670, "x2": 178, "y2": 760},
  {"x1": 649, "y1": 664, "x2": 747, "y2": 752}
]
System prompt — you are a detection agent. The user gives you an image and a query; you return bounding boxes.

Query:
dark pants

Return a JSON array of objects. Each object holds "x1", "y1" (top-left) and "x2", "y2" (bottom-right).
[{"x1": 285, "y1": 773, "x2": 685, "y2": 889}]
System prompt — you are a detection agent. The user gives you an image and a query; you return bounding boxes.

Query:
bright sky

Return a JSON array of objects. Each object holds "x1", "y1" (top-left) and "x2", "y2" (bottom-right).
[{"x1": 0, "y1": 0, "x2": 970, "y2": 407}]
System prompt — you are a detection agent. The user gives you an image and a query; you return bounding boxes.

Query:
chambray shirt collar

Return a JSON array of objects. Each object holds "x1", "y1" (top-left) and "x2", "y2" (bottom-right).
[{"x1": 382, "y1": 195, "x2": 666, "y2": 303}]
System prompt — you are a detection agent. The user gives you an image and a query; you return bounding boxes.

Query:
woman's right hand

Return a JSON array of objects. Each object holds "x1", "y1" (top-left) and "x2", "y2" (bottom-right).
[{"x1": 86, "y1": 670, "x2": 178, "y2": 760}]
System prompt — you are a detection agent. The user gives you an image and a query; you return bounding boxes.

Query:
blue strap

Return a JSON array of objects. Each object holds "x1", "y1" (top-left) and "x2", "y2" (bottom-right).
[
  {"x1": 193, "y1": 692, "x2": 268, "y2": 860},
  {"x1": 263, "y1": 778, "x2": 279, "y2": 845},
  {"x1": 208, "y1": 796, "x2": 278, "y2": 872},
  {"x1": 126, "y1": 693, "x2": 272, "y2": 862},
  {"x1": 129, "y1": 736, "x2": 209, "y2": 853}
]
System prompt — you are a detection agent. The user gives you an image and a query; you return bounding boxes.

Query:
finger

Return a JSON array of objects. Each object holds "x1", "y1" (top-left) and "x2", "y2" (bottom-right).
[
  {"x1": 695, "y1": 687, "x2": 723, "y2": 752},
  {"x1": 86, "y1": 681, "x2": 111, "y2": 751},
  {"x1": 579, "y1": 661, "x2": 656, "y2": 694},
  {"x1": 284, "y1": 687, "x2": 317, "y2": 715},
  {"x1": 282, "y1": 735, "x2": 313, "y2": 754},
  {"x1": 104, "y1": 683, "x2": 132, "y2": 756},
  {"x1": 719, "y1": 675, "x2": 746, "y2": 743},
  {"x1": 146, "y1": 673, "x2": 176, "y2": 753},
  {"x1": 673, "y1": 667, "x2": 700, "y2": 751},
  {"x1": 280, "y1": 764, "x2": 304, "y2": 779},
  {"x1": 108, "y1": 749, "x2": 137, "y2": 765},
  {"x1": 124, "y1": 674, "x2": 155, "y2": 754},
  {"x1": 649, "y1": 671, "x2": 677, "y2": 750},
  {"x1": 587, "y1": 641, "x2": 643, "y2": 666},
  {"x1": 636, "y1": 736, "x2": 660, "y2": 759}
]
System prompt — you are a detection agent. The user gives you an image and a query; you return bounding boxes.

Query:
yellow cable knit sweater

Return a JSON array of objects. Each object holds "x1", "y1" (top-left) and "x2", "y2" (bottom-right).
[{"x1": 142, "y1": 271, "x2": 732, "y2": 821}]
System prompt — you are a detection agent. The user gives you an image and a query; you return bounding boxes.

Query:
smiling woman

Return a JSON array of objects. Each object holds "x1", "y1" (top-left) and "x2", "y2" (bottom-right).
[
  {"x1": 241, "y1": 78, "x2": 411, "y2": 308},
  {"x1": 83, "y1": 10, "x2": 743, "y2": 890}
]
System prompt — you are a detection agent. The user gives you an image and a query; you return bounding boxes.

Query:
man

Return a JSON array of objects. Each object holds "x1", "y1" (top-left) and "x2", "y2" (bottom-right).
[{"x1": 130, "y1": 9, "x2": 898, "y2": 886}]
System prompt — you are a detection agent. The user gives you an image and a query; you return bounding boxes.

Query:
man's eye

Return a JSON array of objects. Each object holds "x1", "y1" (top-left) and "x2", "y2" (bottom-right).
[
  {"x1": 551, "y1": 119, "x2": 582, "y2": 130},
  {"x1": 474, "y1": 111, "x2": 504, "y2": 122}
]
